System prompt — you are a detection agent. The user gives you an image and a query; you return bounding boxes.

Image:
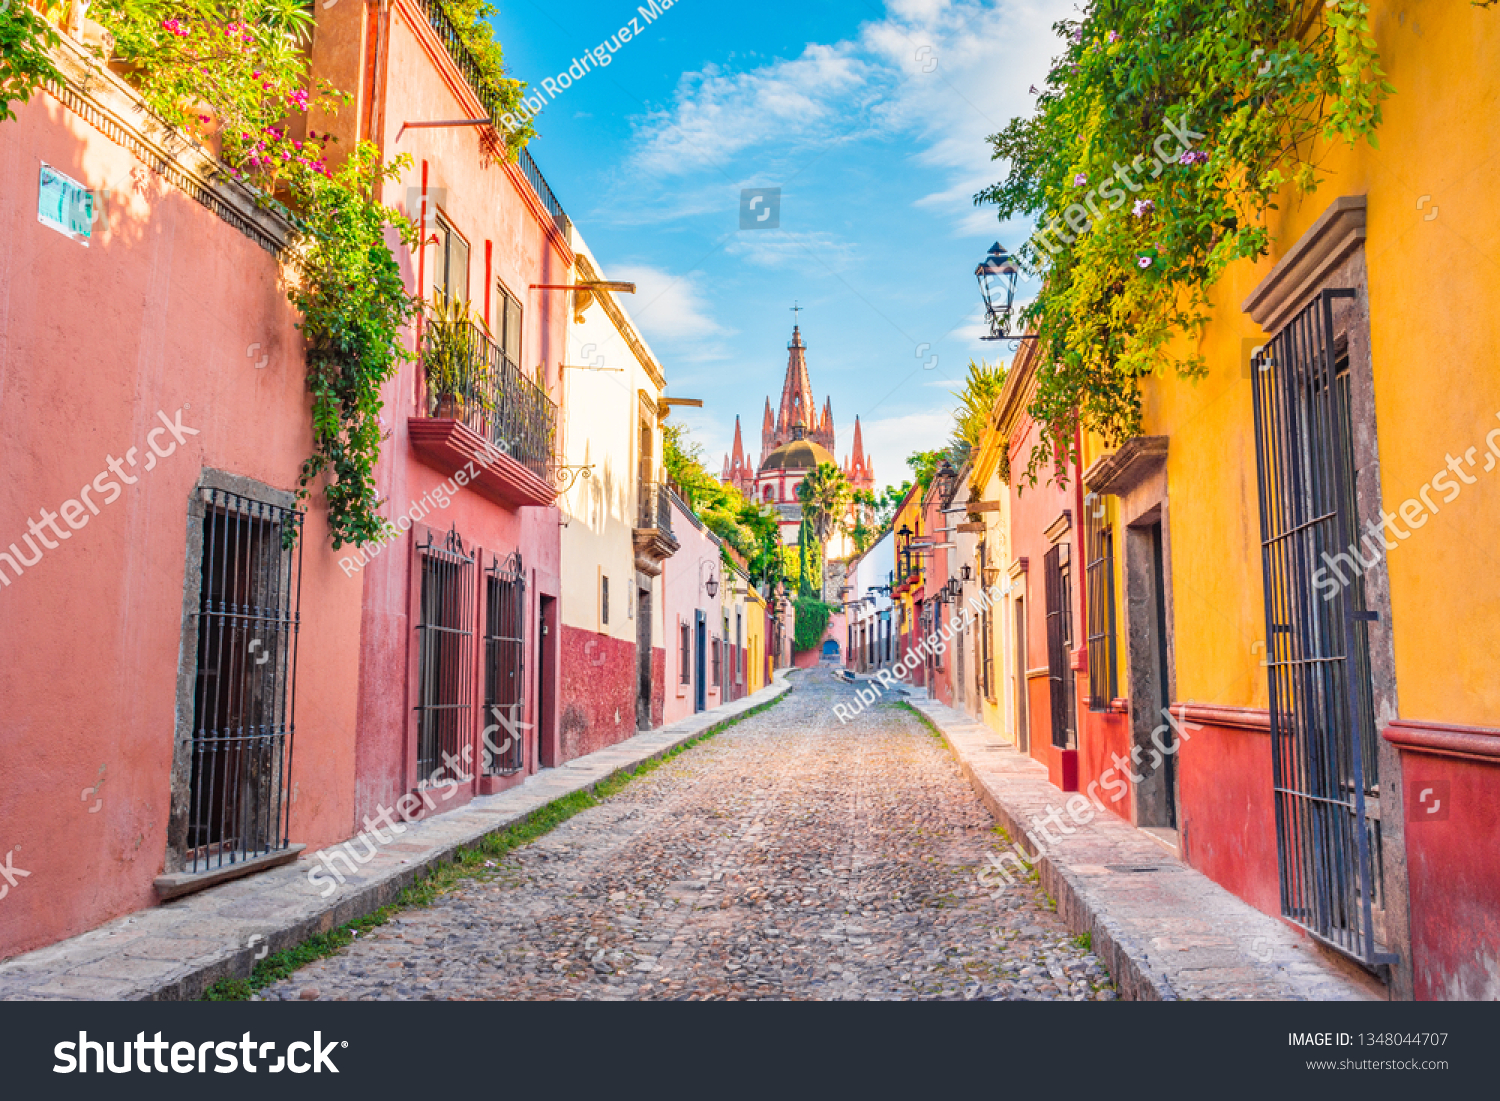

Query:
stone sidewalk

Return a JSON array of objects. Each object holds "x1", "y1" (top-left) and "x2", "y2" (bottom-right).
[
  {"x1": 0, "y1": 677, "x2": 790, "y2": 1001},
  {"x1": 906, "y1": 696, "x2": 1383, "y2": 1001}
]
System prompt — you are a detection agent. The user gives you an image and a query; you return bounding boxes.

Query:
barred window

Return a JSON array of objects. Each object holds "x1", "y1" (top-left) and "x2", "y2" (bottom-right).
[
  {"x1": 483, "y1": 552, "x2": 525, "y2": 776},
  {"x1": 1084, "y1": 493, "x2": 1118, "y2": 711},
  {"x1": 415, "y1": 527, "x2": 476, "y2": 784},
  {"x1": 1044, "y1": 542, "x2": 1076, "y2": 749},
  {"x1": 711, "y1": 636, "x2": 721, "y2": 687},
  {"x1": 601, "y1": 575, "x2": 609, "y2": 626},
  {"x1": 182, "y1": 489, "x2": 302, "y2": 874},
  {"x1": 680, "y1": 622, "x2": 691, "y2": 684},
  {"x1": 981, "y1": 605, "x2": 995, "y2": 702}
]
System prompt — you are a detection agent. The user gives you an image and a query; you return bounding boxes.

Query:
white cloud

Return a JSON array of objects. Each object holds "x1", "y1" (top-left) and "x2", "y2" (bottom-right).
[
  {"x1": 725, "y1": 228, "x2": 858, "y2": 270},
  {"x1": 614, "y1": 1, "x2": 1064, "y2": 239},
  {"x1": 609, "y1": 263, "x2": 730, "y2": 348},
  {"x1": 856, "y1": 407, "x2": 956, "y2": 492},
  {"x1": 626, "y1": 47, "x2": 869, "y2": 178}
]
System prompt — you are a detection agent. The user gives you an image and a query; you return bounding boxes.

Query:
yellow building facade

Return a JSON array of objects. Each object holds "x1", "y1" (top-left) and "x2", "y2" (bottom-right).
[{"x1": 1067, "y1": 3, "x2": 1500, "y2": 1000}]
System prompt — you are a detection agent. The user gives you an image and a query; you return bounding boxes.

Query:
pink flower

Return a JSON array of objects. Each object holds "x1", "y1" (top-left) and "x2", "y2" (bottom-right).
[
  {"x1": 1132, "y1": 199, "x2": 1154, "y2": 217},
  {"x1": 1073, "y1": 172, "x2": 1087, "y2": 186},
  {"x1": 1107, "y1": 30, "x2": 1120, "y2": 43},
  {"x1": 1179, "y1": 149, "x2": 1208, "y2": 166},
  {"x1": 1137, "y1": 255, "x2": 1153, "y2": 269}
]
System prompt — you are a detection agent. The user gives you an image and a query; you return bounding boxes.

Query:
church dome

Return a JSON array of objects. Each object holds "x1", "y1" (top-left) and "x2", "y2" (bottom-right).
[{"x1": 759, "y1": 436, "x2": 834, "y2": 473}]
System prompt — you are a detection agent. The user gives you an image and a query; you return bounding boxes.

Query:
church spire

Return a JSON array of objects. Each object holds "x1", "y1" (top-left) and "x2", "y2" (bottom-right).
[
  {"x1": 728, "y1": 416, "x2": 751, "y2": 495},
  {"x1": 774, "y1": 325, "x2": 815, "y2": 449},
  {"x1": 844, "y1": 415, "x2": 873, "y2": 491}
]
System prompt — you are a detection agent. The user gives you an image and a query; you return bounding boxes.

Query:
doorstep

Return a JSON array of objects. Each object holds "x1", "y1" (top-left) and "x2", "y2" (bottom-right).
[
  {"x1": 907, "y1": 697, "x2": 1381, "y2": 1001},
  {"x1": 0, "y1": 675, "x2": 791, "y2": 1001}
]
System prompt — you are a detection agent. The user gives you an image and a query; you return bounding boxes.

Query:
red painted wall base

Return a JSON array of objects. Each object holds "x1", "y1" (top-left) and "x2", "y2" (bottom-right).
[{"x1": 558, "y1": 626, "x2": 637, "y2": 761}]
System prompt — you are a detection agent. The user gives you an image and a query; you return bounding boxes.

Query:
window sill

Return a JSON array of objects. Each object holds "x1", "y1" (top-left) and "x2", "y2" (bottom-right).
[{"x1": 154, "y1": 844, "x2": 306, "y2": 901}]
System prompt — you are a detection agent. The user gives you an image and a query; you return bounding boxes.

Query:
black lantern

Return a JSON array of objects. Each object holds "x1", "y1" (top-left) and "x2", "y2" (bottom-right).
[
  {"x1": 935, "y1": 459, "x2": 957, "y2": 503},
  {"x1": 976, "y1": 242, "x2": 1021, "y2": 340},
  {"x1": 960, "y1": 564, "x2": 972, "y2": 582},
  {"x1": 705, "y1": 574, "x2": 719, "y2": 598}
]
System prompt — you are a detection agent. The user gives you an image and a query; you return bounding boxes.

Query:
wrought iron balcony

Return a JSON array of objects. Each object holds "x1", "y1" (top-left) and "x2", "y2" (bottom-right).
[
  {"x1": 638, "y1": 482, "x2": 675, "y2": 535},
  {"x1": 418, "y1": 314, "x2": 557, "y2": 484},
  {"x1": 415, "y1": 0, "x2": 566, "y2": 227},
  {"x1": 633, "y1": 482, "x2": 680, "y2": 572}
]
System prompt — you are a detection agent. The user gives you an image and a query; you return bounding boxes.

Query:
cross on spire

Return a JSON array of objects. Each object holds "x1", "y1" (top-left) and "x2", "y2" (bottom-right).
[{"x1": 790, "y1": 302, "x2": 803, "y2": 324}]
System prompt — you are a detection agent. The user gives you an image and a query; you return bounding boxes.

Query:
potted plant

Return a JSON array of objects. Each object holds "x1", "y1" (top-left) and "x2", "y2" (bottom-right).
[{"x1": 424, "y1": 291, "x2": 488, "y2": 421}]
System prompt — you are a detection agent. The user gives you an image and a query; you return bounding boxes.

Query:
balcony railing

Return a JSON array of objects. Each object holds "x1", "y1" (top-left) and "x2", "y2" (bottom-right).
[
  {"x1": 638, "y1": 482, "x2": 674, "y2": 535},
  {"x1": 420, "y1": 315, "x2": 557, "y2": 481},
  {"x1": 415, "y1": 0, "x2": 566, "y2": 226}
]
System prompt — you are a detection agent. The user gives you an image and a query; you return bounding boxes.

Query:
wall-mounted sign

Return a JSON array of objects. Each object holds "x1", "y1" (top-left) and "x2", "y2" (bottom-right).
[{"x1": 38, "y1": 163, "x2": 93, "y2": 245}]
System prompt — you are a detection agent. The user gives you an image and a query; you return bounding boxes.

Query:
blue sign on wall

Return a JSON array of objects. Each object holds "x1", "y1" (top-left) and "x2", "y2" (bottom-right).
[{"x1": 38, "y1": 163, "x2": 93, "y2": 245}]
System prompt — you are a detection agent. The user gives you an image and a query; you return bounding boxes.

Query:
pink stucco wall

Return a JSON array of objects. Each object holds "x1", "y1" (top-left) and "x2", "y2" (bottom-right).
[
  {"x1": 341, "y1": 3, "x2": 566, "y2": 824},
  {"x1": 0, "y1": 92, "x2": 364, "y2": 958},
  {"x1": 661, "y1": 497, "x2": 724, "y2": 726}
]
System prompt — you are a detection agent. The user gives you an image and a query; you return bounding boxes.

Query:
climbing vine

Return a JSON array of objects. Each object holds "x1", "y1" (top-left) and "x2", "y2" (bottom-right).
[
  {"x1": 976, "y1": 0, "x2": 1393, "y2": 485},
  {"x1": 68, "y1": 1, "x2": 506, "y2": 546},
  {"x1": 792, "y1": 596, "x2": 834, "y2": 653},
  {"x1": 283, "y1": 144, "x2": 420, "y2": 548},
  {"x1": 0, "y1": 2, "x2": 61, "y2": 122}
]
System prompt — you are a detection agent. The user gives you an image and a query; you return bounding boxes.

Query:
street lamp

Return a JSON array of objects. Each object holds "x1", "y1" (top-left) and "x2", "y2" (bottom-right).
[
  {"x1": 960, "y1": 564, "x2": 972, "y2": 583},
  {"x1": 976, "y1": 242, "x2": 1020, "y2": 340},
  {"x1": 935, "y1": 459, "x2": 957, "y2": 504}
]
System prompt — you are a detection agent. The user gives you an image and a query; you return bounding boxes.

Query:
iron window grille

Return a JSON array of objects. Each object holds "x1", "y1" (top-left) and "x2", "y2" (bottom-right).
[
  {"x1": 1251, "y1": 287, "x2": 1393, "y2": 970},
  {"x1": 680, "y1": 623, "x2": 691, "y2": 684},
  {"x1": 415, "y1": 526, "x2": 476, "y2": 786},
  {"x1": 601, "y1": 575, "x2": 610, "y2": 626},
  {"x1": 483, "y1": 551, "x2": 526, "y2": 776},
  {"x1": 185, "y1": 489, "x2": 303, "y2": 875},
  {"x1": 1044, "y1": 542, "x2": 1077, "y2": 749},
  {"x1": 980, "y1": 607, "x2": 995, "y2": 702},
  {"x1": 1084, "y1": 493, "x2": 1118, "y2": 711},
  {"x1": 711, "y1": 636, "x2": 722, "y2": 687}
]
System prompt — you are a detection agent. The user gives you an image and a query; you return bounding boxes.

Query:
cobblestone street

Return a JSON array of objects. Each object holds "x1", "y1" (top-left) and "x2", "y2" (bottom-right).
[{"x1": 261, "y1": 672, "x2": 1114, "y2": 1002}]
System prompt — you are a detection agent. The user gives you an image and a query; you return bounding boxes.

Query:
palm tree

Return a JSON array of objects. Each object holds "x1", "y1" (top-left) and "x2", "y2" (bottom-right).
[
  {"x1": 796, "y1": 461, "x2": 852, "y2": 546},
  {"x1": 950, "y1": 358, "x2": 1008, "y2": 459}
]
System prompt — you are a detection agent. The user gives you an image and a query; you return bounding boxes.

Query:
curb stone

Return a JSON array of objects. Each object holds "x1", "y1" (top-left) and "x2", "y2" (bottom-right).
[{"x1": 906, "y1": 696, "x2": 1379, "y2": 1002}]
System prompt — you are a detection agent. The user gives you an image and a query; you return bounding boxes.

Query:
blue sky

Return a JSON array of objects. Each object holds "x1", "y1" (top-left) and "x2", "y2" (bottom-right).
[{"x1": 490, "y1": 0, "x2": 1068, "y2": 491}]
